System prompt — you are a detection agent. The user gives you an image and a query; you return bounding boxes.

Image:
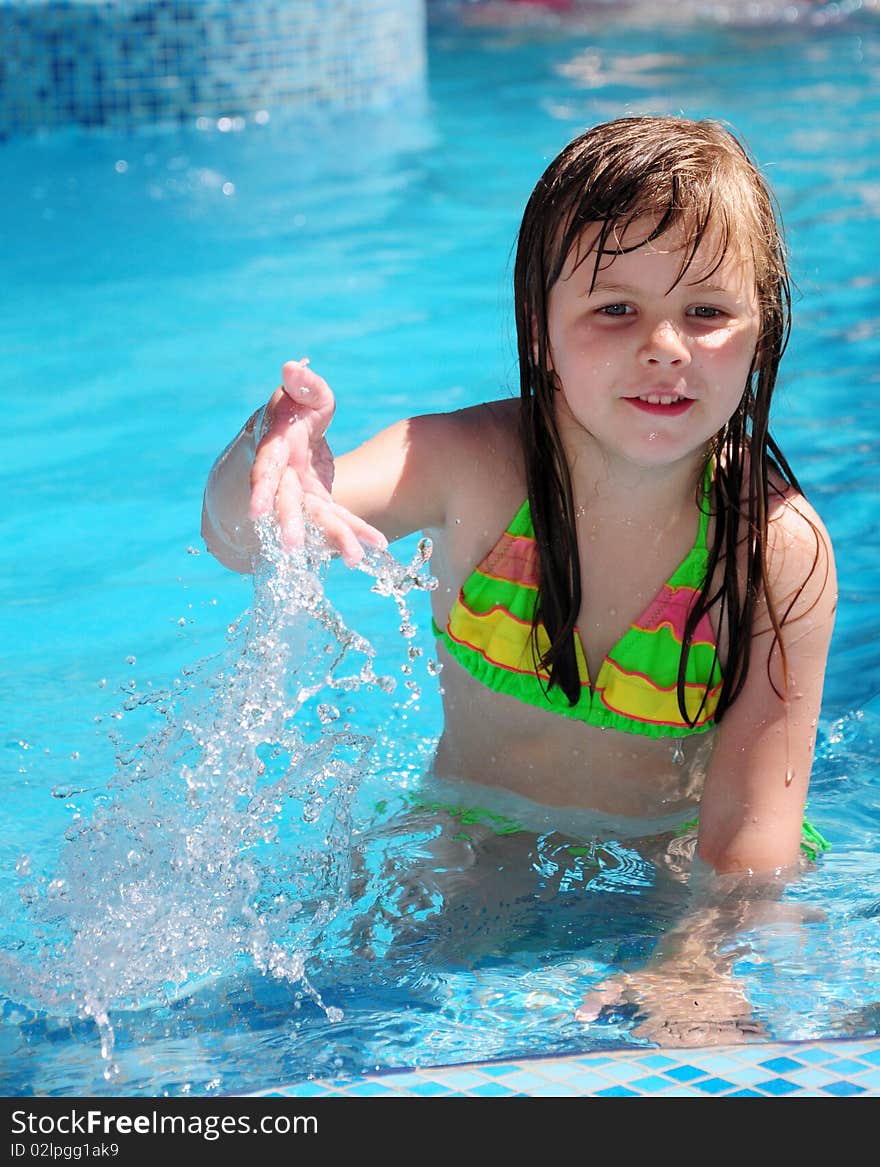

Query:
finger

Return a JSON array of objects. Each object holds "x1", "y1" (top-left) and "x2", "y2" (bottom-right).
[
  {"x1": 332, "y1": 503, "x2": 389, "y2": 552},
  {"x1": 303, "y1": 494, "x2": 366, "y2": 567},
  {"x1": 280, "y1": 359, "x2": 336, "y2": 434},
  {"x1": 249, "y1": 431, "x2": 291, "y2": 519},
  {"x1": 274, "y1": 466, "x2": 307, "y2": 550}
]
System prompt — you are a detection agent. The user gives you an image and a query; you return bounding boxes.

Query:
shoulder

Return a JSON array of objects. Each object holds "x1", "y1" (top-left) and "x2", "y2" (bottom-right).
[
  {"x1": 409, "y1": 396, "x2": 524, "y2": 498},
  {"x1": 417, "y1": 398, "x2": 527, "y2": 585},
  {"x1": 420, "y1": 397, "x2": 520, "y2": 456}
]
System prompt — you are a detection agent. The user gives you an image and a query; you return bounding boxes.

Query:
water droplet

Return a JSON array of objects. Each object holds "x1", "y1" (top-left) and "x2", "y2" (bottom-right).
[
  {"x1": 785, "y1": 767, "x2": 794, "y2": 787},
  {"x1": 302, "y1": 796, "x2": 324, "y2": 823},
  {"x1": 671, "y1": 741, "x2": 685, "y2": 765},
  {"x1": 125, "y1": 655, "x2": 137, "y2": 667},
  {"x1": 317, "y1": 704, "x2": 340, "y2": 724}
]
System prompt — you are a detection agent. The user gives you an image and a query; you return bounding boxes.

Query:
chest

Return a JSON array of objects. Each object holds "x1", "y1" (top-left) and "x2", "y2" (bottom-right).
[{"x1": 575, "y1": 517, "x2": 703, "y2": 684}]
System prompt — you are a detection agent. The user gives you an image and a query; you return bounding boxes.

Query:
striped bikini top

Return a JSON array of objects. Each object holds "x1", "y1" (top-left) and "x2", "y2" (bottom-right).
[{"x1": 433, "y1": 464, "x2": 722, "y2": 739}]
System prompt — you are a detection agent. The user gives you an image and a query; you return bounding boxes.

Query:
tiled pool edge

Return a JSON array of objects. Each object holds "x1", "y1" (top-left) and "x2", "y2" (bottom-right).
[
  {"x1": 0, "y1": 0, "x2": 426, "y2": 136},
  {"x1": 251, "y1": 1036, "x2": 880, "y2": 1098}
]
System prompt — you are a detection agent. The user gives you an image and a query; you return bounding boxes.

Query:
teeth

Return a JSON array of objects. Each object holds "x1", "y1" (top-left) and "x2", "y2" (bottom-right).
[{"x1": 639, "y1": 393, "x2": 682, "y2": 405}]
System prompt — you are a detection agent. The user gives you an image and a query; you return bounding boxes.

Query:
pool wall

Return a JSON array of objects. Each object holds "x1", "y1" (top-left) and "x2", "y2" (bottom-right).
[{"x1": 0, "y1": 0, "x2": 427, "y2": 136}]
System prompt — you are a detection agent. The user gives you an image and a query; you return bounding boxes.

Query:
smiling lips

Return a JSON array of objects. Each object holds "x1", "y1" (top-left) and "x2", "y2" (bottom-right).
[{"x1": 624, "y1": 392, "x2": 695, "y2": 416}]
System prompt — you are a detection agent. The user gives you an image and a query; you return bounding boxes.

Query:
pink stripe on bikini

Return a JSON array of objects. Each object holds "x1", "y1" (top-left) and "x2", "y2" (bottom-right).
[
  {"x1": 479, "y1": 533, "x2": 539, "y2": 586},
  {"x1": 632, "y1": 584, "x2": 715, "y2": 643}
]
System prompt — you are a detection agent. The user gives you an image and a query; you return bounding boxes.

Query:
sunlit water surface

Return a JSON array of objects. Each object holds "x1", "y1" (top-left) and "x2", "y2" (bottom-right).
[{"x1": 2, "y1": 4, "x2": 880, "y2": 1095}]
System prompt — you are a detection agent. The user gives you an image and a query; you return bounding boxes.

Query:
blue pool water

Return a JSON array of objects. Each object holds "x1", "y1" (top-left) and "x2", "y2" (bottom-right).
[{"x1": 2, "y1": 4, "x2": 880, "y2": 1096}]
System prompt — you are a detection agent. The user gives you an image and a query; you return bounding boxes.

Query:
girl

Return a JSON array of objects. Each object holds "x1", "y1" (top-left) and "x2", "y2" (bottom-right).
[{"x1": 202, "y1": 118, "x2": 837, "y2": 1034}]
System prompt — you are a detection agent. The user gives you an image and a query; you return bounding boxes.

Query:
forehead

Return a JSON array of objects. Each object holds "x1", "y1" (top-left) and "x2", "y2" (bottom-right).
[{"x1": 561, "y1": 214, "x2": 756, "y2": 292}]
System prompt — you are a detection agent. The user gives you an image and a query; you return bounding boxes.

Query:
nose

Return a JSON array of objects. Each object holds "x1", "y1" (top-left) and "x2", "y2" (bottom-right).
[{"x1": 638, "y1": 318, "x2": 691, "y2": 367}]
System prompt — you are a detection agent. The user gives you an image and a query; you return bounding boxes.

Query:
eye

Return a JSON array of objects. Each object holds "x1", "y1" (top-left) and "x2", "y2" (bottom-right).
[
  {"x1": 598, "y1": 303, "x2": 633, "y2": 317},
  {"x1": 688, "y1": 305, "x2": 724, "y2": 319}
]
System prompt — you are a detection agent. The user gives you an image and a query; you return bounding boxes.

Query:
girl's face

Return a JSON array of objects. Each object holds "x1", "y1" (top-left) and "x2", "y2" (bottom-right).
[{"x1": 545, "y1": 217, "x2": 761, "y2": 472}]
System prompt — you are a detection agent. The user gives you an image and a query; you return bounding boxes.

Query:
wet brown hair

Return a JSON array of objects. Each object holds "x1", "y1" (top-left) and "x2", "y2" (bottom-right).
[{"x1": 513, "y1": 114, "x2": 799, "y2": 722}]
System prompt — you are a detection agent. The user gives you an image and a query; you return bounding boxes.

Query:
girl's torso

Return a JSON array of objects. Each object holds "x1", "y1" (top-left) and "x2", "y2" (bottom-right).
[{"x1": 424, "y1": 398, "x2": 720, "y2": 819}]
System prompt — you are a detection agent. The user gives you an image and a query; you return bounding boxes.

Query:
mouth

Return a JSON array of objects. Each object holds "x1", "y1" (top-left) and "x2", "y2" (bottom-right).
[{"x1": 624, "y1": 393, "x2": 694, "y2": 416}]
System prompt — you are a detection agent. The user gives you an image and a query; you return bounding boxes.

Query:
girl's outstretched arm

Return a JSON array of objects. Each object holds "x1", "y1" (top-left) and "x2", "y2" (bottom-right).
[{"x1": 697, "y1": 491, "x2": 838, "y2": 874}]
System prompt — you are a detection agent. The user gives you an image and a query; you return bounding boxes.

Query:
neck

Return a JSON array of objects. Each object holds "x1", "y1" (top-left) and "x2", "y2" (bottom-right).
[{"x1": 557, "y1": 420, "x2": 708, "y2": 528}]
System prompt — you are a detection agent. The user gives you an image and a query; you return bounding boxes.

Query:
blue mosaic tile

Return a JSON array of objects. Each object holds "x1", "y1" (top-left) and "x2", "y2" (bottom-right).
[
  {"x1": 728, "y1": 1088, "x2": 768, "y2": 1098},
  {"x1": 695, "y1": 1077, "x2": 736, "y2": 1095},
  {"x1": 381, "y1": 1075, "x2": 428, "y2": 1090},
  {"x1": 574, "y1": 1053, "x2": 615, "y2": 1068},
  {"x1": 597, "y1": 1085, "x2": 640, "y2": 1097},
  {"x1": 346, "y1": 1081, "x2": 401, "y2": 1097},
  {"x1": 540, "y1": 1069, "x2": 614, "y2": 1093},
  {"x1": 529, "y1": 1082, "x2": 584, "y2": 1097},
  {"x1": 636, "y1": 1054, "x2": 678, "y2": 1070},
  {"x1": 665, "y1": 1064, "x2": 707, "y2": 1083},
  {"x1": 853, "y1": 1069, "x2": 880, "y2": 1090},
  {"x1": 786, "y1": 1066, "x2": 842, "y2": 1088},
  {"x1": 426, "y1": 1069, "x2": 491, "y2": 1090},
  {"x1": 532, "y1": 1059, "x2": 601, "y2": 1083},
  {"x1": 495, "y1": 1070, "x2": 557, "y2": 1092},
  {"x1": 631, "y1": 1074, "x2": 675, "y2": 1093},
  {"x1": 755, "y1": 1077, "x2": 802, "y2": 1096},
  {"x1": 408, "y1": 1080, "x2": 458, "y2": 1097},
  {"x1": 273, "y1": 1082, "x2": 334, "y2": 1096},
  {"x1": 471, "y1": 1082, "x2": 521, "y2": 1097},
  {"x1": 685, "y1": 1052, "x2": 744, "y2": 1074},
  {"x1": 794, "y1": 1045, "x2": 840, "y2": 1065},
  {"x1": 861, "y1": 1047, "x2": 880, "y2": 1067},
  {"x1": 601, "y1": 1060, "x2": 659, "y2": 1083},
  {"x1": 822, "y1": 1080, "x2": 866, "y2": 1097},
  {"x1": 827, "y1": 1058, "x2": 871, "y2": 1075},
  {"x1": 714, "y1": 1063, "x2": 776, "y2": 1087},
  {"x1": 760, "y1": 1056, "x2": 803, "y2": 1073}
]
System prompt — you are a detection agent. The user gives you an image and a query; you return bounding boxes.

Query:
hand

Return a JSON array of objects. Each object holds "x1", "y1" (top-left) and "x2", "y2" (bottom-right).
[
  {"x1": 249, "y1": 359, "x2": 388, "y2": 566},
  {"x1": 575, "y1": 960, "x2": 768, "y2": 1048}
]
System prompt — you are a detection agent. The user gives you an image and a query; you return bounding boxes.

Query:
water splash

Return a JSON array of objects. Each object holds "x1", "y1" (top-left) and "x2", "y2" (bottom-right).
[{"x1": 2, "y1": 520, "x2": 436, "y2": 1078}]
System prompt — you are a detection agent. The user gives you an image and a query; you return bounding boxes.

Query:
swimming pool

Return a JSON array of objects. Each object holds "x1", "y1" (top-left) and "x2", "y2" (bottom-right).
[{"x1": 2, "y1": 2, "x2": 880, "y2": 1097}]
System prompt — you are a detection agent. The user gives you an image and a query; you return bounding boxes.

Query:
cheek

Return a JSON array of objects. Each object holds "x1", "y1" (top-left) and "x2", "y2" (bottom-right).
[{"x1": 697, "y1": 328, "x2": 759, "y2": 375}]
